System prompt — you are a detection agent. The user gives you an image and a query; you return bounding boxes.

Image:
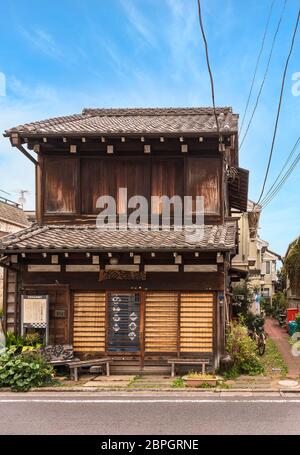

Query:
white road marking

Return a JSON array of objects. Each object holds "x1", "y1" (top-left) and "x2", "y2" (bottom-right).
[{"x1": 0, "y1": 399, "x2": 299, "y2": 404}]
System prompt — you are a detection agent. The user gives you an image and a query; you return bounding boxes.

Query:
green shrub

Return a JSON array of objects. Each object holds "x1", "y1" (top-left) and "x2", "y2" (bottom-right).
[
  {"x1": 226, "y1": 323, "x2": 264, "y2": 376},
  {"x1": 272, "y1": 292, "x2": 288, "y2": 320},
  {"x1": 261, "y1": 297, "x2": 272, "y2": 316},
  {"x1": 5, "y1": 333, "x2": 42, "y2": 353},
  {"x1": 171, "y1": 377, "x2": 185, "y2": 388},
  {"x1": 0, "y1": 347, "x2": 54, "y2": 392}
]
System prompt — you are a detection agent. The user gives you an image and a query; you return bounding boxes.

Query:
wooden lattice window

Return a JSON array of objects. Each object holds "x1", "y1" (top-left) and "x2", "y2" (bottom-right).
[
  {"x1": 180, "y1": 292, "x2": 214, "y2": 353},
  {"x1": 73, "y1": 292, "x2": 106, "y2": 352},
  {"x1": 145, "y1": 292, "x2": 178, "y2": 352}
]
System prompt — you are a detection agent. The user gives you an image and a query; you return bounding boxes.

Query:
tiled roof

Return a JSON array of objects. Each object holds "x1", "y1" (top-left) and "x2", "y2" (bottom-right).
[
  {"x1": 4, "y1": 107, "x2": 238, "y2": 136},
  {"x1": 0, "y1": 200, "x2": 30, "y2": 228},
  {"x1": 0, "y1": 223, "x2": 237, "y2": 252}
]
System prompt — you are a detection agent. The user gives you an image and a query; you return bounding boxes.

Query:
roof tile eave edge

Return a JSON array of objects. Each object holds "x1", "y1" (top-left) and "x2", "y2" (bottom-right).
[{"x1": 0, "y1": 245, "x2": 236, "y2": 254}]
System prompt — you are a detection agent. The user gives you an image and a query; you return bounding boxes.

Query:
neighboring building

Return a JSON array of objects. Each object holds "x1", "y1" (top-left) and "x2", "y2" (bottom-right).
[
  {"x1": 261, "y1": 248, "x2": 281, "y2": 300},
  {"x1": 232, "y1": 200, "x2": 261, "y2": 274},
  {"x1": 285, "y1": 237, "x2": 300, "y2": 310},
  {"x1": 232, "y1": 200, "x2": 281, "y2": 304},
  {"x1": 0, "y1": 107, "x2": 248, "y2": 371},
  {"x1": 0, "y1": 197, "x2": 30, "y2": 309}
]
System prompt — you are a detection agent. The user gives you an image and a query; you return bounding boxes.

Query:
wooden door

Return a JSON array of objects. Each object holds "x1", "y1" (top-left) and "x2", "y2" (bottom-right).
[
  {"x1": 107, "y1": 292, "x2": 141, "y2": 353},
  {"x1": 144, "y1": 292, "x2": 178, "y2": 353}
]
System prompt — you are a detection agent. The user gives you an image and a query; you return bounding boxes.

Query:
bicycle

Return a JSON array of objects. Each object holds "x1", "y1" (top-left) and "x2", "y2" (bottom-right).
[
  {"x1": 247, "y1": 314, "x2": 266, "y2": 356},
  {"x1": 248, "y1": 327, "x2": 266, "y2": 356}
]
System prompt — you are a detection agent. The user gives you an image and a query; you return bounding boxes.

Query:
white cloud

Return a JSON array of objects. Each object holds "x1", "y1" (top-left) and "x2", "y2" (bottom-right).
[
  {"x1": 19, "y1": 26, "x2": 64, "y2": 61},
  {"x1": 120, "y1": 0, "x2": 157, "y2": 47}
]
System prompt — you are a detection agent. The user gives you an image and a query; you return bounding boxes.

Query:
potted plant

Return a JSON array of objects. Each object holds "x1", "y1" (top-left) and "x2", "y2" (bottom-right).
[{"x1": 182, "y1": 372, "x2": 218, "y2": 387}]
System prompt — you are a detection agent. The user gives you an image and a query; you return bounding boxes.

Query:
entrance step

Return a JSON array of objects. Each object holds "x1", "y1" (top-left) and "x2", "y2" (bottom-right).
[
  {"x1": 141, "y1": 366, "x2": 171, "y2": 375},
  {"x1": 109, "y1": 365, "x2": 171, "y2": 375}
]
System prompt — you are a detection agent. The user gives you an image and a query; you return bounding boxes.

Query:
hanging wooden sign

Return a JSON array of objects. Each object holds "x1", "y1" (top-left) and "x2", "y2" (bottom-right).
[{"x1": 99, "y1": 270, "x2": 146, "y2": 282}]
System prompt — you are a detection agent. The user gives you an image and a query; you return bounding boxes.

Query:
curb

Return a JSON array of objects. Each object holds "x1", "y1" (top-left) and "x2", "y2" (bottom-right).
[{"x1": 0, "y1": 386, "x2": 297, "y2": 393}]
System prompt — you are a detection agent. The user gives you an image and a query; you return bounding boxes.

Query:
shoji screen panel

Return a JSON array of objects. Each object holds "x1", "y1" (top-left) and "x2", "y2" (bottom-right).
[
  {"x1": 73, "y1": 292, "x2": 106, "y2": 352},
  {"x1": 180, "y1": 293, "x2": 214, "y2": 353},
  {"x1": 145, "y1": 292, "x2": 178, "y2": 352}
]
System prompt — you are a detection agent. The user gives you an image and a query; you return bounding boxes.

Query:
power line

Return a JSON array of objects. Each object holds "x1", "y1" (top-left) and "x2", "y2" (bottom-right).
[
  {"x1": 197, "y1": 0, "x2": 220, "y2": 138},
  {"x1": 240, "y1": 0, "x2": 275, "y2": 135},
  {"x1": 261, "y1": 136, "x2": 300, "y2": 208},
  {"x1": 260, "y1": 136, "x2": 300, "y2": 205},
  {"x1": 240, "y1": 0, "x2": 287, "y2": 151},
  {"x1": 256, "y1": 8, "x2": 300, "y2": 205},
  {"x1": 261, "y1": 136, "x2": 300, "y2": 206}
]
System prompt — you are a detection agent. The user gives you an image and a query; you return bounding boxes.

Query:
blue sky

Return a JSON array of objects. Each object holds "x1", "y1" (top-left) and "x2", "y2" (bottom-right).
[{"x1": 0, "y1": 0, "x2": 299, "y2": 255}]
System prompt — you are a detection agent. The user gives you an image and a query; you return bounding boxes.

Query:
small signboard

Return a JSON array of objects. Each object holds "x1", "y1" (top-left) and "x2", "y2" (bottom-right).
[{"x1": 21, "y1": 295, "x2": 49, "y2": 344}]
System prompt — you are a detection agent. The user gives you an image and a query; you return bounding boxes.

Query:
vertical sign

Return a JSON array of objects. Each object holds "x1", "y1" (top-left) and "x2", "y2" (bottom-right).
[{"x1": 108, "y1": 293, "x2": 140, "y2": 352}]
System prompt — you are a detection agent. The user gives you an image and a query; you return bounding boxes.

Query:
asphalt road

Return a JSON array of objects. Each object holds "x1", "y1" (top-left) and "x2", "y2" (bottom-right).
[{"x1": 0, "y1": 392, "x2": 300, "y2": 435}]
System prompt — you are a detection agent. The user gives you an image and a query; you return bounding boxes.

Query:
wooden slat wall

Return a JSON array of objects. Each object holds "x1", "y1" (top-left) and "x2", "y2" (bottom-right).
[
  {"x1": 145, "y1": 292, "x2": 178, "y2": 352},
  {"x1": 180, "y1": 292, "x2": 213, "y2": 353},
  {"x1": 4, "y1": 269, "x2": 18, "y2": 333},
  {"x1": 73, "y1": 292, "x2": 106, "y2": 352}
]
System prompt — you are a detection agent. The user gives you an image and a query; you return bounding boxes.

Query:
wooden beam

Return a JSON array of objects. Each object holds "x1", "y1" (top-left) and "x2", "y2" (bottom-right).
[
  {"x1": 33, "y1": 144, "x2": 40, "y2": 153},
  {"x1": 28, "y1": 265, "x2": 61, "y2": 272},
  {"x1": 101, "y1": 136, "x2": 106, "y2": 143},
  {"x1": 107, "y1": 145, "x2": 114, "y2": 154},
  {"x1": 144, "y1": 145, "x2": 151, "y2": 154},
  {"x1": 92, "y1": 255, "x2": 99, "y2": 264},
  {"x1": 144, "y1": 265, "x2": 179, "y2": 272},
  {"x1": 217, "y1": 253, "x2": 224, "y2": 263},
  {"x1": 66, "y1": 265, "x2": 99, "y2": 272},
  {"x1": 11, "y1": 255, "x2": 18, "y2": 264},
  {"x1": 105, "y1": 264, "x2": 139, "y2": 271},
  {"x1": 51, "y1": 255, "x2": 59, "y2": 264},
  {"x1": 70, "y1": 145, "x2": 77, "y2": 154},
  {"x1": 133, "y1": 255, "x2": 141, "y2": 264},
  {"x1": 199, "y1": 137, "x2": 204, "y2": 142},
  {"x1": 181, "y1": 144, "x2": 188, "y2": 153},
  {"x1": 63, "y1": 137, "x2": 67, "y2": 143},
  {"x1": 179, "y1": 136, "x2": 184, "y2": 142},
  {"x1": 160, "y1": 137, "x2": 164, "y2": 142},
  {"x1": 43, "y1": 137, "x2": 47, "y2": 143},
  {"x1": 121, "y1": 137, "x2": 126, "y2": 142},
  {"x1": 81, "y1": 137, "x2": 86, "y2": 143},
  {"x1": 11, "y1": 133, "x2": 20, "y2": 146},
  {"x1": 175, "y1": 255, "x2": 182, "y2": 264},
  {"x1": 184, "y1": 265, "x2": 218, "y2": 272},
  {"x1": 42, "y1": 252, "x2": 47, "y2": 258},
  {"x1": 141, "y1": 136, "x2": 145, "y2": 142}
]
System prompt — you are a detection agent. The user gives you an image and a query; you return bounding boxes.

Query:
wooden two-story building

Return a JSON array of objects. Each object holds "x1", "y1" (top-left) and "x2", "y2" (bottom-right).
[{"x1": 0, "y1": 107, "x2": 248, "y2": 372}]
